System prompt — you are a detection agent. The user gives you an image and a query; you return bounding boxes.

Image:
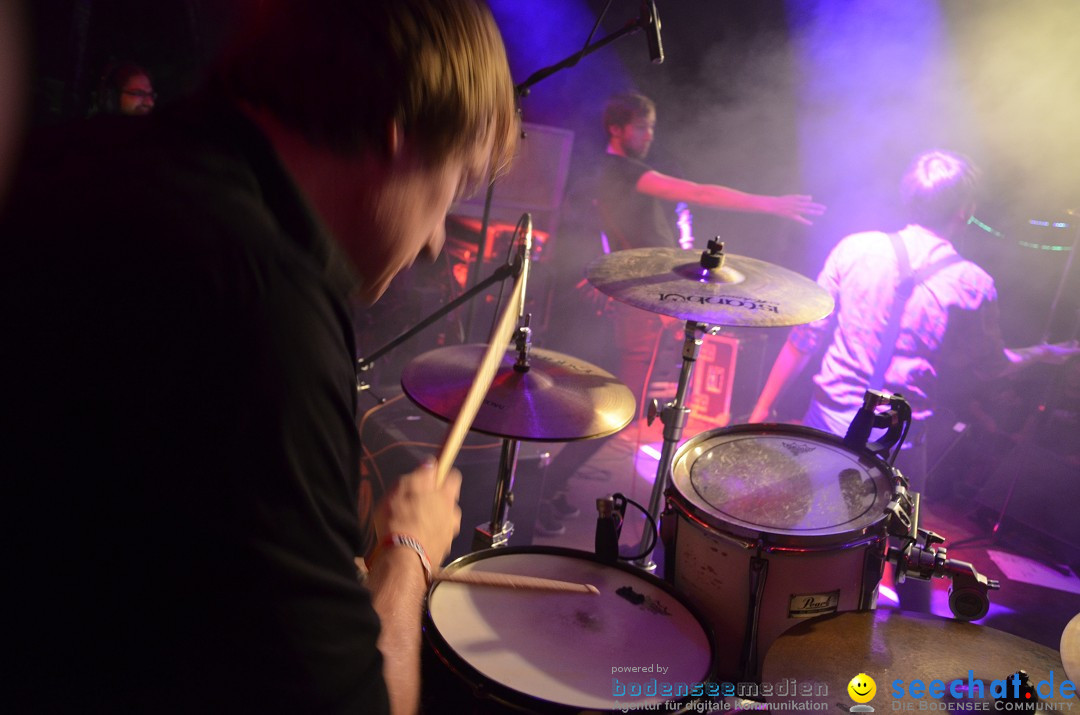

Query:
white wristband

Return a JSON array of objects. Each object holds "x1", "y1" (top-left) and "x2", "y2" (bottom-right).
[{"x1": 380, "y1": 533, "x2": 433, "y2": 584}]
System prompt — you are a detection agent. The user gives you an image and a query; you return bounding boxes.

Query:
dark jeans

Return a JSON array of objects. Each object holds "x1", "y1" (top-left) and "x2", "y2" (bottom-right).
[{"x1": 541, "y1": 305, "x2": 674, "y2": 502}]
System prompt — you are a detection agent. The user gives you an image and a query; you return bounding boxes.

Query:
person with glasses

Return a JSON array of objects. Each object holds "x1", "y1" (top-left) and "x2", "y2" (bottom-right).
[
  {"x1": 2, "y1": 2, "x2": 516, "y2": 712},
  {"x1": 91, "y1": 60, "x2": 156, "y2": 116}
]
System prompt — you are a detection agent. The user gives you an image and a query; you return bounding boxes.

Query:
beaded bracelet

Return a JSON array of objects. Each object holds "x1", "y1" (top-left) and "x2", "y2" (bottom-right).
[{"x1": 369, "y1": 532, "x2": 433, "y2": 584}]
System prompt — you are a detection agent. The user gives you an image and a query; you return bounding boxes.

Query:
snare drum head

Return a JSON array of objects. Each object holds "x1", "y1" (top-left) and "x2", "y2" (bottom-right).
[
  {"x1": 426, "y1": 548, "x2": 713, "y2": 711},
  {"x1": 670, "y1": 425, "x2": 893, "y2": 542}
]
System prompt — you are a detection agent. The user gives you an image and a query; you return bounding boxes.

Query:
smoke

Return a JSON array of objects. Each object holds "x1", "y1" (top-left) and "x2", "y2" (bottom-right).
[
  {"x1": 457, "y1": 1, "x2": 1079, "y2": 352},
  {"x1": 627, "y1": 0, "x2": 1079, "y2": 278},
  {"x1": 944, "y1": 0, "x2": 1080, "y2": 219}
]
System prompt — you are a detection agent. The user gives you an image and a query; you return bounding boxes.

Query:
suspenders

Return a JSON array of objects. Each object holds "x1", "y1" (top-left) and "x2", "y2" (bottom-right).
[{"x1": 867, "y1": 233, "x2": 966, "y2": 389}]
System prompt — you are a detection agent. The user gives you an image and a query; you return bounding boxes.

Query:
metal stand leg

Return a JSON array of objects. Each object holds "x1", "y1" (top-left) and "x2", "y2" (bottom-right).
[
  {"x1": 632, "y1": 321, "x2": 711, "y2": 570},
  {"x1": 472, "y1": 437, "x2": 520, "y2": 550}
]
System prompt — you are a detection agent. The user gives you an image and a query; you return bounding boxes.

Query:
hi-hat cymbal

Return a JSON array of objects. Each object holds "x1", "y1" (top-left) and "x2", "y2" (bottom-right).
[
  {"x1": 1062, "y1": 612, "x2": 1080, "y2": 683},
  {"x1": 763, "y1": 611, "x2": 1069, "y2": 713},
  {"x1": 401, "y1": 345, "x2": 635, "y2": 442},
  {"x1": 586, "y1": 247, "x2": 833, "y2": 327}
]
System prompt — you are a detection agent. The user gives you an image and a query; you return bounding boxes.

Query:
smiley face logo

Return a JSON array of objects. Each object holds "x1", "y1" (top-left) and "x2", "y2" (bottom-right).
[{"x1": 848, "y1": 673, "x2": 877, "y2": 704}]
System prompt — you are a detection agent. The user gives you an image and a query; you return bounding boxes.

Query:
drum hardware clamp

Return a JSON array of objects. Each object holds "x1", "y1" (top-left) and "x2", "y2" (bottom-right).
[
  {"x1": 586, "y1": 240, "x2": 836, "y2": 571},
  {"x1": 887, "y1": 521, "x2": 1001, "y2": 621}
]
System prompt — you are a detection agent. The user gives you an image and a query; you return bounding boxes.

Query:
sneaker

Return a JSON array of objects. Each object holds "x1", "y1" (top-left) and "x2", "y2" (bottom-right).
[
  {"x1": 534, "y1": 502, "x2": 566, "y2": 537},
  {"x1": 549, "y1": 492, "x2": 581, "y2": 519}
]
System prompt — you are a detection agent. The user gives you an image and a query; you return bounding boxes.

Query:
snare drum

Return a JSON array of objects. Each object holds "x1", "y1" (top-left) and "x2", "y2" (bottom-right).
[
  {"x1": 424, "y1": 546, "x2": 714, "y2": 713},
  {"x1": 664, "y1": 424, "x2": 898, "y2": 681}
]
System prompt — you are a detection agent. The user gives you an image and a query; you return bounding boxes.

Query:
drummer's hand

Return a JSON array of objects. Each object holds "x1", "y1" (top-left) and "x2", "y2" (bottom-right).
[
  {"x1": 768, "y1": 194, "x2": 826, "y2": 226},
  {"x1": 375, "y1": 460, "x2": 462, "y2": 568}
]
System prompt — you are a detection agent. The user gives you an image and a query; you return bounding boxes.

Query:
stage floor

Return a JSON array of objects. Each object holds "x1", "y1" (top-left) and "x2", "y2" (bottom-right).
[{"x1": 527, "y1": 418, "x2": 1080, "y2": 655}]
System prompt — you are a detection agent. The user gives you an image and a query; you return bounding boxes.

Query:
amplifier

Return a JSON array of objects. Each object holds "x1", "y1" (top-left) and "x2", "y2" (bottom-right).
[{"x1": 684, "y1": 331, "x2": 768, "y2": 435}]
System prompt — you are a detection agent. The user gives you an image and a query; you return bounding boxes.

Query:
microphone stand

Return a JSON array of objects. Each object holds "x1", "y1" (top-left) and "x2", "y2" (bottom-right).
[
  {"x1": 357, "y1": 251, "x2": 525, "y2": 404},
  {"x1": 514, "y1": 14, "x2": 649, "y2": 98},
  {"x1": 461, "y1": 8, "x2": 653, "y2": 341},
  {"x1": 991, "y1": 210, "x2": 1079, "y2": 536},
  {"x1": 1038, "y1": 209, "x2": 1079, "y2": 344},
  {"x1": 952, "y1": 210, "x2": 1080, "y2": 545}
]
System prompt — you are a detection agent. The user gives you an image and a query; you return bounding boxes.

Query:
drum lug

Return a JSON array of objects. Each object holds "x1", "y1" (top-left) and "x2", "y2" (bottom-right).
[
  {"x1": 860, "y1": 537, "x2": 889, "y2": 610},
  {"x1": 659, "y1": 507, "x2": 677, "y2": 583},
  {"x1": 740, "y1": 554, "x2": 769, "y2": 681}
]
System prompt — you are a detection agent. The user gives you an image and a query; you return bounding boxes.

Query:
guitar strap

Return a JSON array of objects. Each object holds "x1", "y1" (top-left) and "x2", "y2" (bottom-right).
[{"x1": 868, "y1": 233, "x2": 966, "y2": 390}]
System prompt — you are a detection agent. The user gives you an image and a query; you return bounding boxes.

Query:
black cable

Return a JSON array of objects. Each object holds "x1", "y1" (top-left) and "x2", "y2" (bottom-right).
[
  {"x1": 582, "y1": 0, "x2": 616, "y2": 53},
  {"x1": 890, "y1": 418, "x2": 911, "y2": 468},
  {"x1": 614, "y1": 492, "x2": 658, "y2": 562}
]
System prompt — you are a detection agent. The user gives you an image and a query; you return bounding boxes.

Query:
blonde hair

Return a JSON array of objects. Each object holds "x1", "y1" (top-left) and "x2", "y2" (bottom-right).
[
  {"x1": 217, "y1": 0, "x2": 517, "y2": 179},
  {"x1": 900, "y1": 150, "x2": 979, "y2": 232}
]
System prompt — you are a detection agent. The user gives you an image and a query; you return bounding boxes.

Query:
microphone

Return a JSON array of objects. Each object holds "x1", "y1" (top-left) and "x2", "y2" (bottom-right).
[
  {"x1": 641, "y1": 0, "x2": 664, "y2": 64},
  {"x1": 594, "y1": 494, "x2": 627, "y2": 564},
  {"x1": 887, "y1": 531, "x2": 999, "y2": 621}
]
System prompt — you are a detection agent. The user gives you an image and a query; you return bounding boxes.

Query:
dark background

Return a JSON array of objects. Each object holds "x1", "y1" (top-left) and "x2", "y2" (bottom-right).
[{"x1": 18, "y1": 0, "x2": 1080, "y2": 420}]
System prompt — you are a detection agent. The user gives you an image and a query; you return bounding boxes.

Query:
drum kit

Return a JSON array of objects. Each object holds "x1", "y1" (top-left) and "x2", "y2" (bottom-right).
[
  {"x1": 763, "y1": 610, "x2": 1077, "y2": 713},
  {"x1": 363, "y1": 226, "x2": 1059, "y2": 713}
]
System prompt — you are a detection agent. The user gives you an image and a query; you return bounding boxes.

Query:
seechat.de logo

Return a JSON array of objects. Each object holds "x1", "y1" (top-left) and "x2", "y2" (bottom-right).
[{"x1": 849, "y1": 674, "x2": 878, "y2": 713}]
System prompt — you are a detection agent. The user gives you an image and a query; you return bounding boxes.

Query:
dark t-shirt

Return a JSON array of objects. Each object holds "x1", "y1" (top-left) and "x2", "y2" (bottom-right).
[
  {"x1": 593, "y1": 152, "x2": 675, "y2": 250},
  {"x1": 0, "y1": 97, "x2": 387, "y2": 713}
]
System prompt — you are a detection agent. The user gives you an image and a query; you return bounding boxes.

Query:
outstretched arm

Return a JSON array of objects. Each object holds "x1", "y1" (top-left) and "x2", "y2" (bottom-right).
[
  {"x1": 636, "y1": 170, "x2": 826, "y2": 225},
  {"x1": 748, "y1": 336, "x2": 814, "y2": 422},
  {"x1": 1001, "y1": 341, "x2": 1080, "y2": 376}
]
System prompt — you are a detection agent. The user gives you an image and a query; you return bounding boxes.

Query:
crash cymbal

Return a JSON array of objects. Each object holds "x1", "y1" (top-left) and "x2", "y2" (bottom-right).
[
  {"x1": 762, "y1": 611, "x2": 1069, "y2": 713},
  {"x1": 1062, "y1": 612, "x2": 1080, "y2": 683},
  {"x1": 401, "y1": 345, "x2": 635, "y2": 442},
  {"x1": 586, "y1": 246, "x2": 833, "y2": 327}
]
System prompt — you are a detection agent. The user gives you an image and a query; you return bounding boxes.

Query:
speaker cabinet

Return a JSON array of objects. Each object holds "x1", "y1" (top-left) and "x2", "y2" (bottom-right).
[{"x1": 684, "y1": 331, "x2": 769, "y2": 435}]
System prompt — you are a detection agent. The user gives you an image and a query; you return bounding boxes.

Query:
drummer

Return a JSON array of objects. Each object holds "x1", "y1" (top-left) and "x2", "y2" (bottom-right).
[
  {"x1": 538, "y1": 91, "x2": 825, "y2": 536},
  {"x1": 747, "y1": 149, "x2": 1079, "y2": 608},
  {"x1": 2, "y1": 1, "x2": 515, "y2": 712}
]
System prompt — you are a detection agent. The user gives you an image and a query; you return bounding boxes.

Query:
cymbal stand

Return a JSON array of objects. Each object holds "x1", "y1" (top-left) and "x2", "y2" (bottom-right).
[
  {"x1": 356, "y1": 253, "x2": 524, "y2": 405},
  {"x1": 472, "y1": 219, "x2": 533, "y2": 549},
  {"x1": 1038, "y1": 208, "x2": 1079, "y2": 344},
  {"x1": 632, "y1": 319, "x2": 720, "y2": 570},
  {"x1": 472, "y1": 317, "x2": 533, "y2": 550}
]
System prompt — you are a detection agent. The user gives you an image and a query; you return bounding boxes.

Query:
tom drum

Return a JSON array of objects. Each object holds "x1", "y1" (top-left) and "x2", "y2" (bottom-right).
[
  {"x1": 424, "y1": 546, "x2": 715, "y2": 713},
  {"x1": 664, "y1": 424, "x2": 899, "y2": 681}
]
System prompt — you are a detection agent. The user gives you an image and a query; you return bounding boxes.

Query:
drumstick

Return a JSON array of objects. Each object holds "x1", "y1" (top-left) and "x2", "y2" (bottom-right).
[
  {"x1": 435, "y1": 271, "x2": 526, "y2": 486},
  {"x1": 435, "y1": 570, "x2": 600, "y2": 595}
]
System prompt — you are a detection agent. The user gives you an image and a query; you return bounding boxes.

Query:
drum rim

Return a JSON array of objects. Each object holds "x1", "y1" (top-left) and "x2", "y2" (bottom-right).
[
  {"x1": 668, "y1": 423, "x2": 897, "y2": 547},
  {"x1": 424, "y1": 545, "x2": 717, "y2": 713}
]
